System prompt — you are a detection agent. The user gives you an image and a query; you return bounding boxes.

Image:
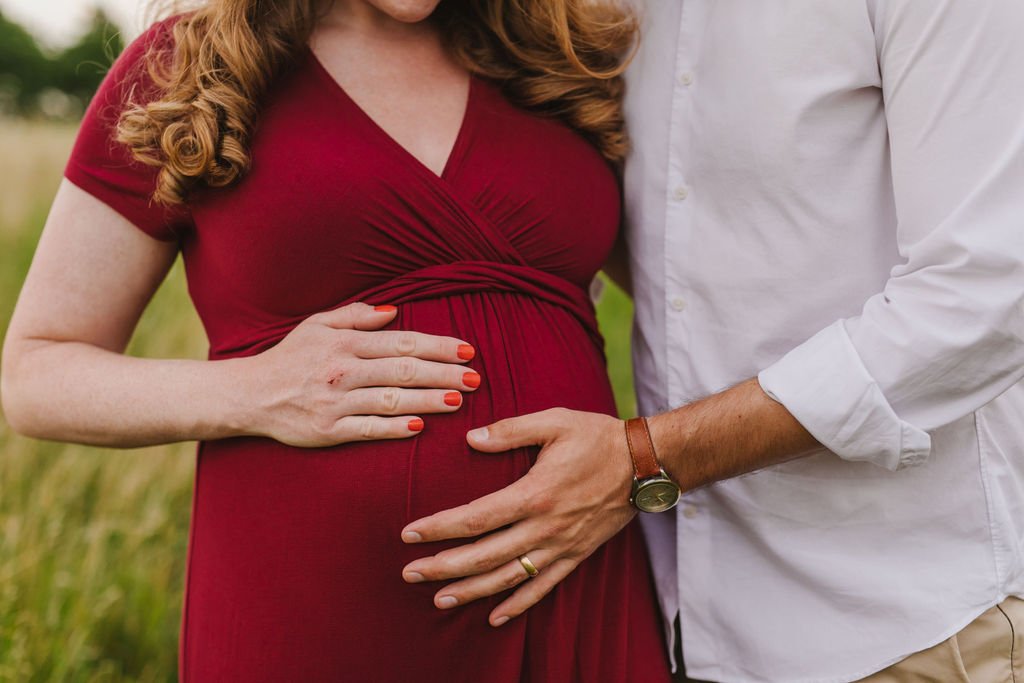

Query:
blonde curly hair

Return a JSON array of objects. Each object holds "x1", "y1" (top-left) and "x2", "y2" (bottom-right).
[{"x1": 117, "y1": 0, "x2": 638, "y2": 206}]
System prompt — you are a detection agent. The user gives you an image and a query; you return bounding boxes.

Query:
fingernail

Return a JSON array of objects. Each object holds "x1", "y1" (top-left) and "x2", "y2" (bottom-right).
[
  {"x1": 437, "y1": 595, "x2": 458, "y2": 609},
  {"x1": 408, "y1": 418, "x2": 424, "y2": 432},
  {"x1": 492, "y1": 616, "x2": 510, "y2": 627},
  {"x1": 463, "y1": 371, "x2": 481, "y2": 389},
  {"x1": 402, "y1": 530, "x2": 422, "y2": 543},
  {"x1": 444, "y1": 392, "x2": 463, "y2": 407},
  {"x1": 468, "y1": 427, "x2": 489, "y2": 442},
  {"x1": 404, "y1": 571, "x2": 424, "y2": 583},
  {"x1": 457, "y1": 344, "x2": 476, "y2": 360},
  {"x1": 374, "y1": 304, "x2": 397, "y2": 312}
]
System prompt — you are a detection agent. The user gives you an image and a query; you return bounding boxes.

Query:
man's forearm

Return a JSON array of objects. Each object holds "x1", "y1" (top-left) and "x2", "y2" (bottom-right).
[{"x1": 648, "y1": 378, "x2": 822, "y2": 492}]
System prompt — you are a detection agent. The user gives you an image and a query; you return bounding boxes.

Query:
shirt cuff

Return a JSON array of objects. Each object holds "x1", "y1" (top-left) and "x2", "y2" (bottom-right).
[{"x1": 757, "y1": 320, "x2": 931, "y2": 471}]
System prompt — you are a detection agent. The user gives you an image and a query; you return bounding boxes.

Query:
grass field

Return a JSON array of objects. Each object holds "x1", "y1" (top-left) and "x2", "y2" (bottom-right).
[{"x1": 0, "y1": 120, "x2": 636, "y2": 681}]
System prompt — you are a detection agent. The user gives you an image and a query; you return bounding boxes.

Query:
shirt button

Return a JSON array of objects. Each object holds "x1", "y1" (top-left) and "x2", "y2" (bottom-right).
[
  {"x1": 679, "y1": 71, "x2": 694, "y2": 86},
  {"x1": 683, "y1": 505, "x2": 698, "y2": 519},
  {"x1": 670, "y1": 297, "x2": 687, "y2": 312},
  {"x1": 672, "y1": 185, "x2": 689, "y2": 201}
]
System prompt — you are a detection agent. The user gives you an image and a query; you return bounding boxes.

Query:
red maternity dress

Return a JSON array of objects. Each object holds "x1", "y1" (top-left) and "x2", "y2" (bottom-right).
[{"x1": 65, "y1": 21, "x2": 671, "y2": 683}]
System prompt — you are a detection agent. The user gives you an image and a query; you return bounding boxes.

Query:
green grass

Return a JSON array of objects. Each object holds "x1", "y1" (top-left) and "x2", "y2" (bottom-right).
[
  {"x1": 0, "y1": 121, "x2": 635, "y2": 682},
  {"x1": 597, "y1": 277, "x2": 637, "y2": 419}
]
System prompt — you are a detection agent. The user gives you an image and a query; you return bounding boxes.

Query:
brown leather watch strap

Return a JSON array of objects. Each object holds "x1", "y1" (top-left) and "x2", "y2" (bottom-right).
[{"x1": 624, "y1": 417, "x2": 662, "y2": 479}]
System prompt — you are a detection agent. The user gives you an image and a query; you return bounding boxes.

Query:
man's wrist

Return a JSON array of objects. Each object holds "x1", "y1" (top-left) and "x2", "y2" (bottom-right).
[
  {"x1": 645, "y1": 407, "x2": 699, "y2": 492},
  {"x1": 623, "y1": 416, "x2": 682, "y2": 512},
  {"x1": 643, "y1": 378, "x2": 822, "y2": 495}
]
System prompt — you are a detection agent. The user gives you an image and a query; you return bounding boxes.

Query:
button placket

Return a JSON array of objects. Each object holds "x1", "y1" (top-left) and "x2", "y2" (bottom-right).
[{"x1": 664, "y1": 4, "x2": 696, "y2": 407}]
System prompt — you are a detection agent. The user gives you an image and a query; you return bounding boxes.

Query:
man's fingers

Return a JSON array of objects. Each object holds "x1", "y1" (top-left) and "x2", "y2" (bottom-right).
[
  {"x1": 401, "y1": 481, "x2": 531, "y2": 543},
  {"x1": 343, "y1": 387, "x2": 463, "y2": 416},
  {"x1": 348, "y1": 358, "x2": 482, "y2": 391},
  {"x1": 402, "y1": 522, "x2": 539, "y2": 581},
  {"x1": 467, "y1": 408, "x2": 570, "y2": 453},
  {"x1": 348, "y1": 330, "x2": 475, "y2": 364},
  {"x1": 332, "y1": 415, "x2": 426, "y2": 443},
  {"x1": 488, "y1": 558, "x2": 577, "y2": 627},
  {"x1": 429, "y1": 550, "x2": 556, "y2": 610},
  {"x1": 313, "y1": 302, "x2": 398, "y2": 331}
]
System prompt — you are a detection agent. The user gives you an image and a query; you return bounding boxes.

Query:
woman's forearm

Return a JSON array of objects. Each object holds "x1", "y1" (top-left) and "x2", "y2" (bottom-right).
[
  {"x1": 1, "y1": 339, "x2": 252, "y2": 448},
  {"x1": 5, "y1": 186, "x2": 480, "y2": 450},
  {"x1": 2, "y1": 302, "x2": 485, "y2": 450}
]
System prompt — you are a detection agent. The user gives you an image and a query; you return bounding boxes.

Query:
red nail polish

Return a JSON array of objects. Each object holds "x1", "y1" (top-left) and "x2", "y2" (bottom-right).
[
  {"x1": 408, "y1": 418, "x2": 424, "y2": 432},
  {"x1": 444, "y1": 392, "x2": 462, "y2": 406},
  {"x1": 462, "y1": 372, "x2": 481, "y2": 389},
  {"x1": 457, "y1": 344, "x2": 476, "y2": 361},
  {"x1": 374, "y1": 305, "x2": 397, "y2": 312}
]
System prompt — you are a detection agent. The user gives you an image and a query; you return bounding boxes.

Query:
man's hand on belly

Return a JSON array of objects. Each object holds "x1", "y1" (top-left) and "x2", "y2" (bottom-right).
[
  {"x1": 400, "y1": 379, "x2": 822, "y2": 624},
  {"x1": 399, "y1": 408, "x2": 636, "y2": 626}
]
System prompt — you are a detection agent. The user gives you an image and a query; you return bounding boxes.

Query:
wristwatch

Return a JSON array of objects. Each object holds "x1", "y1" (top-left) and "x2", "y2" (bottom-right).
[{"x1": 624, "y1": 417, "x2": 681, "y2": 513}]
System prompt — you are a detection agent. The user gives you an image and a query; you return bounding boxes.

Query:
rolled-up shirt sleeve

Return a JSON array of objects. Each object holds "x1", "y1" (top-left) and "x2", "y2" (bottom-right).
[{"x1": 758, "y1": 0, "x2": 1024, "y2": 470}]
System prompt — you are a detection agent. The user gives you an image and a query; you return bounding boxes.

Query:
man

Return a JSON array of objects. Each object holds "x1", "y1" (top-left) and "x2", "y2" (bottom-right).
[{"x1": 399, "y1": 1, "x2": 1024, "y2": 680}]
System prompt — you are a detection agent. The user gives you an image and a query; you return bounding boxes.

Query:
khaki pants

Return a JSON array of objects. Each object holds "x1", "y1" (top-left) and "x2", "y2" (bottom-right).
[
  {"x1": 859, "y1": 596, "x2": 1023, "y2": 683},
  {"x1": 673, "y1": 597, "x2": 1024, "y2": 683}
]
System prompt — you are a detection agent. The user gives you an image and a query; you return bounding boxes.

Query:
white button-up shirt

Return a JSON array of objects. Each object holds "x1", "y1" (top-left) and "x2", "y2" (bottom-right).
[{"x1": 623, "y1": 2, "x2": 1024, "y2": 682}]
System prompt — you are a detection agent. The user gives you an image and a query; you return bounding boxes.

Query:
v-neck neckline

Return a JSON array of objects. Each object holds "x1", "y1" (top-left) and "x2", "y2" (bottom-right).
[{"x1": 305, "y1": 46, "x2": 476, "y2": 182}]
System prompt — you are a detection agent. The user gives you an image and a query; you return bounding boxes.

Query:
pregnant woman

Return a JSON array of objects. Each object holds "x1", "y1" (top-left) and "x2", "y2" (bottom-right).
[{"x1": 1, "y1": 0, "x2": 670, "y2": 680}]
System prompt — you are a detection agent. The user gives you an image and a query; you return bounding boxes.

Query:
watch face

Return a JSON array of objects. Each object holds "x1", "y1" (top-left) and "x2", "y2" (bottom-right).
[{"x1": 635, "y1": 479, "x2": 681, "y2": 513}]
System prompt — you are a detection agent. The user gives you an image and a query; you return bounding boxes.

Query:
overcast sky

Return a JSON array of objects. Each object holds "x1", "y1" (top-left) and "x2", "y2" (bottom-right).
[{"x1": 0, "y1": 0, "x2": 147, "y2": 47}]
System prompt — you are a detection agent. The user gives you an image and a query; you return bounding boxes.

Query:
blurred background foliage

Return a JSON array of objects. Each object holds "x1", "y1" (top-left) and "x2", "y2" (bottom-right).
[
  {"x1": 0, "y1": 8, "x2": 123, "y2": 118},
  {"x1": 0, "y1": 8, "x2": 636, "y2": 682}
]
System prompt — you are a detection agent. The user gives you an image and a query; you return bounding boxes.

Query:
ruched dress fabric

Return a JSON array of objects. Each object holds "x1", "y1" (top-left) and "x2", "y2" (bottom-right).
[{"x1": 65, "y1": 22, "x2": 671, "y2": 683}]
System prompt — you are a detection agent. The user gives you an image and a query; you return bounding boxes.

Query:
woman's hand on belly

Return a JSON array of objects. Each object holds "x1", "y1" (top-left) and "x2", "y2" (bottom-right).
[{"x1": 238, "y1": 303, "x2": 481, "y2": 447}]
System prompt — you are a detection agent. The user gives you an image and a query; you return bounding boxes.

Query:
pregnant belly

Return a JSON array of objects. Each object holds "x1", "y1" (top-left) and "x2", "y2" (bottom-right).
[
  {"x1": 185, "y1": 293, "x2": 615, "y2": 626},
  {"x1": 180, "y1": 293, "x2": 639, "y2": 677},
  {"x1": 198, "y1": 290, "x2": 615, "y2": 511}
]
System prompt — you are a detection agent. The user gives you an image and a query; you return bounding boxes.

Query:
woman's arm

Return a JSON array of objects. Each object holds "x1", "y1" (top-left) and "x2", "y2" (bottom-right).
[{"x1": 1, "y1": 181, "x2": 478, "y2": 448}]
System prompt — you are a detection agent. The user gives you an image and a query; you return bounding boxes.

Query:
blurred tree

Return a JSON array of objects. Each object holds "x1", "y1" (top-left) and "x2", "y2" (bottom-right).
[
  {"x1": 0, "y1": 9, "x2": 52, "y2": 114},
  {"x1": 0, "y1": 7, "x2": 124, "y2": 118},
  {"x1": 52, "y1": 9, "x2": 125, "y2": 109}
]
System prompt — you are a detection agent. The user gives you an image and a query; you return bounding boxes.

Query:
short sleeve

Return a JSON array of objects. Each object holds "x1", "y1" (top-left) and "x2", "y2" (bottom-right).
[{"x1": 64, "y1": 17, "x2": 192, "y2": 242}]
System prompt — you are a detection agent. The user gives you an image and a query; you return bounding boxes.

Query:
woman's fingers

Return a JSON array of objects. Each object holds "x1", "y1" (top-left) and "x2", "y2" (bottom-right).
[
  {"x1": 342, "y1": 387, "x2": 464, "y2": 416},
  {"x1": 312, "y1": 302, "x2": 398, "y2": 330},
  {"x1": 348, "y1": 330, "x2": 475, "y2": 364},
  {"x1": 331, "y1": 415, "x2": 427, "y2": 443},
  {"x1": 429, "y1": 550, "x2": 557, "y2": 610},
  {"x1": 311, "y1": 303, "x2": 477, "y2": 363},
  {"x1": 350, "y1": 357, "x2": 482, "y2": 391}
]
